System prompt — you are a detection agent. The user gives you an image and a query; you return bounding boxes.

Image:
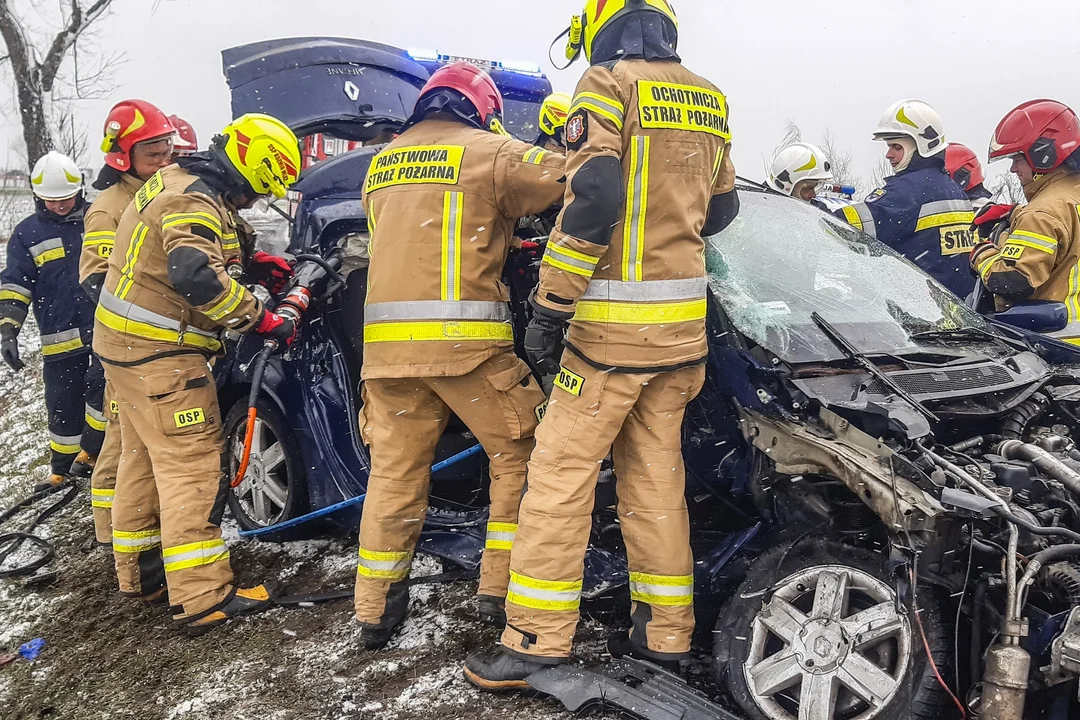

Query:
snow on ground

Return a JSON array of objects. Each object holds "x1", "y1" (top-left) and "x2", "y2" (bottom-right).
[{"x1": 0, "y1": 334, "x2": 619, "y2": 719}]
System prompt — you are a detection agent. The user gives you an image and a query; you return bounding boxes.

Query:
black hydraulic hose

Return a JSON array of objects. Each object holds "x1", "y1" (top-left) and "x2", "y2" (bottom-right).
[
  {"x1": 1024, "y1": 544, "x2": 1080, "y2": 567},
  {"x1": 996, "y1": 439, "x2": 1080, "y2": 500},
  {"x1": 970, "y1": 578, "x2": 988, "y2": 684},
  {"x1": 231, "y1": 342, "x2": 275, "y2": 489},
  {"x1": 0, "y1": 478, "x2": 78, "y2": 578},
  {"x1": 986, "y1": 505, "x2": 1080, "y2": 543},
  {"x1": 1000, "y1": 393, "x2": 1049, "y2": 439}
]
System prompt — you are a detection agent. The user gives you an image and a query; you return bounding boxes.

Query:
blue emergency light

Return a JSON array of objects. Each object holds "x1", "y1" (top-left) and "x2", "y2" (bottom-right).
[{"x1": 407, "y1": 48, "x2": 543, "y2": 76}]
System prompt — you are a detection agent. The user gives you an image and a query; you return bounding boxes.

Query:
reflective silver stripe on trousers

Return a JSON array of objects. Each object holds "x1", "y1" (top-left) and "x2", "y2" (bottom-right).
[
  {"x1": 28, "y1": 237, "x2": 63, "y2": 259},
  {"x1": 506, "y1": 578, "x2": 580, "y2": 604},
  {"x1": 629, "y1": 580, "x2": 693, "y2": 598},
  {"x1": 113, "y1": 533, "x2": 162, "y2": 548},
  {"x1": 625, "y1": 136, "x2": 649, "y2": 281},
  {"x1": 364, "y1": 301, "x2": 511, "y2": 324},
  {"x1": 85, "y1": 403, "x2": 106, "y2": 423},
  {"x1": 582, "y1": 277, "x2": 708, "y2": 302},
  {"x1": 1, "y1": 282, "x2": 32, "y2": 297},
  {"x1": 358, "y1": 555, "x2": 412, "y2": 573},
  {"x1": 919, "y1": 199, "x2": 972, "y2": 217},
  {"x1": 50, "y1": 432, "x2": 81, "y2": 445},
  {"x1": 163, "y1": 541, "x2": 228, "y2": 567},
  {"x1": 41, "y1": 328, "x2": 82, "y2": 347},
  {"x1": 100, "y1": 289, "x2": 220, "y2": 339}
]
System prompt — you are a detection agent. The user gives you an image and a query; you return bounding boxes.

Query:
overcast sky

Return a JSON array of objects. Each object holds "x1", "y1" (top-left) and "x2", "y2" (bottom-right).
[{"x1": 3, "y1": 0, "x2": 1079, "y2": 187}]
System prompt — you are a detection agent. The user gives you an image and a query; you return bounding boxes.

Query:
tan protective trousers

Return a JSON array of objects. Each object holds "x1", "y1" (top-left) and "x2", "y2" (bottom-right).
[
  {"x1": 90, "y1": 381, "x2": 121, "y2": 544},
  {"x1": 501, "y1": 351, "x2": 706, "y2": 661},
  {"x1": 354, "y1": 350, "x2": 546, "y2": 624},
  {"x1": 107, "y1": 355, "x2": 234, "y2": 618}
]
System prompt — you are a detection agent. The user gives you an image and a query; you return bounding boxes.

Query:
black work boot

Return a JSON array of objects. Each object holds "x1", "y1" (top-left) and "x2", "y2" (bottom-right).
[
  {"x1": 176, "y1": 585, "x2": 273, "y2": 636},
  {"x1": 68, "y1": 450, "x2": 96, "y2": 479},
  {"x1": 607, "y1": 630, "x2": 682, "y2": 673},
  {"x1": 463, "y1": 647, "x2": 563, "y2": 692},
  {"x1": 360, "y1": 580, "x2": 410, "y2": 650},
  {"x1": 477, "y1": 594, "x2": 506, "y2": 626}
]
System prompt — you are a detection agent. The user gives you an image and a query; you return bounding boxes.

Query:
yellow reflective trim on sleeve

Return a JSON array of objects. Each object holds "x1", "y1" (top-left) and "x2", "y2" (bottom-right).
[
  {"x1": 712, "y1": 146, "x2": 726, "y2": 185},
  {"x1": 85, "y1": 411, "x2": 107, "y2": 432},
  {"x1": 220, "y1": 231, "x2": 241, "y2": 251},
  {"x1": 543, "y1": 255, "x2": 595, "y2": 278},
  {"x1": 1008, "y1": 230, "x2": 1058, "y2": 254},
  {"x1": 523, "y1": 147, "x2": 547, "y2": 165},
  {"x1": 570, "y1": 91, "x2": 625, "y2": 130},
  {"x1": 161, "y1": 211, "x2": 223, "y2": 236},
  {"x1": 0, "y1": 290, "x2": 30, "y2": 304},
  {"x1": 84, "y1": 230, "x2": 116, "y2": 242},
  {"x1": 204, "y1": 278, "x2": 245, "y2": 321},
  {"x1": 977, "y1": 252, "x2": 1001, "y2": 281},
  {"x1": 33, "y1": 247, "x2": 66, "y2": 266},
  {"x1": 572, "y1": 298, "x2": 707, "y2": 324},
  {"x1": 363, "y1": 321, "x2": 513, "y2": 344},
  {"x1": 841, "y1": 205, "x2": 863, "y2": 231},
  {"x1": 915, "y1": 211, "x2": 976, "y2": 232}
]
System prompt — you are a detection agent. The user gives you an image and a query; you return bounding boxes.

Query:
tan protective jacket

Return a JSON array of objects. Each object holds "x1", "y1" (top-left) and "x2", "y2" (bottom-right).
[
  {"x1": 93, "y1": 164, "x2": 262, "y2": 365},
  {"x1": 534, "y1": 58, "x2": 735, "y2": 371},
  {"x1": 361, "y1": 117, "x2": 565, "y2": 379},
  {"x1": 972, "y1": 169, "x2": 1080, "y2": 342},
  {"x1": 80, "y1": 174, "x2": 143, "y2": 290}
]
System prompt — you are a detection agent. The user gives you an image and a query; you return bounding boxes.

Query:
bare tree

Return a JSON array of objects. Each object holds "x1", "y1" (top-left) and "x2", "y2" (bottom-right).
[
  {"x1": 987, "y1": 172, "x2": 1027, "y2": 205},
  {"x1": 868, "y1": 157, "x2": 893, "y2": 192},
  {"x1": 0, "y1": 0, "x2": 115, "y2": 169},
  {"x1": 818, "y1": 129, "x2": 858, "y2": 188}
]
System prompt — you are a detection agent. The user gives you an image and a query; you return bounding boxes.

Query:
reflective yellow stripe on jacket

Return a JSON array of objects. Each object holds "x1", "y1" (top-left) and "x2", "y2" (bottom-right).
[
  {"x1": 115, "y1": 222, "x2": 149, "y2": 299},
  {"x1": 96, "y1": 289, "x2": 223, "y2": 352},
  {"x1": 573, "y1": 278, "x2": 708, "y2": 325},
  {"x1": 622, "y1": 136, "x2": 651, "y2": 281},
  {"x1": 570, "y1": 91, "x2": 625, "y2": 130}
]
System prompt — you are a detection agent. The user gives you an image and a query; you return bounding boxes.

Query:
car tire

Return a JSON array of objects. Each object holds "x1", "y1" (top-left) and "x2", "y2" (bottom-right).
[
  {"x1": 224, "y1": 398, "x2": 308, "y2": 533},
  {"x1": 715, "y1": 539, "x2": 948, "y2": 720}
]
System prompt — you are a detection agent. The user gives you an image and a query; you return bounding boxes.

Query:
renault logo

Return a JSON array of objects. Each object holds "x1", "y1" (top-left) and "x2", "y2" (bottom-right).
[{"x1": 344, "y1": 81, "x2": 360, "y2": 102}]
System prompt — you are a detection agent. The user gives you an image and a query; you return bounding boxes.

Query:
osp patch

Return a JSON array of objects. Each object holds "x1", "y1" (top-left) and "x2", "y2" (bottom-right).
[{"x1": 553, "y1": 366, "x2": 585, "y2": 397}]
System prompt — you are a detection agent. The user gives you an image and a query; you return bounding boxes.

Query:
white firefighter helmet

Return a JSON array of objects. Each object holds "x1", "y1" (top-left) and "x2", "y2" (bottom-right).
[
  {"x1": 30, "y1": 151, "x2": 83, "y2": 201},
  {"x1": 872, "y1": 99, "x2": 948, "y2": 158},
  {"x1": 767, "y1": 142, "x2": 833, "y2": 196}
]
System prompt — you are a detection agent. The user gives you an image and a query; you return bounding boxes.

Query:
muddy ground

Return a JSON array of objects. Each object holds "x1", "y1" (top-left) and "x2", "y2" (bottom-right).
[{"x1": 0, "y1": 331, "x2": 634, "y2": 720}]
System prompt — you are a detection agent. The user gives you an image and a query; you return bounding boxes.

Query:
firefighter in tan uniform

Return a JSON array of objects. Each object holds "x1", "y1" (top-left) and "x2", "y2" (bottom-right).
[
  {"x1": 80, "y1": 99, "x2": 177, "y2": 543},
  {"x1": 465, "y1": 0, "x2": 739, "y2": 687},
  {"x1": 972, "y1": 100, "x2": 1080, "y2": 344},
  {"x1": 94, "y1": 113, "x2": 302, "y2": 633},
  {"x1": 354, "y1": 62, "x2": 565, "y2": 650}
]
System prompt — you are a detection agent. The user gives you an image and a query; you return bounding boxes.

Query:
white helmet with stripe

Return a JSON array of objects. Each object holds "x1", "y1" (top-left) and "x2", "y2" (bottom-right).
[
  {"x1": 872, "y1": 99, "x2": 948, "y2": 158},
  {"x1": 30, "y1": 151, "x2": 83, "y2": 200},
  {"x1": 767, "y1": 142, "x2": 833, "y2": 196}
]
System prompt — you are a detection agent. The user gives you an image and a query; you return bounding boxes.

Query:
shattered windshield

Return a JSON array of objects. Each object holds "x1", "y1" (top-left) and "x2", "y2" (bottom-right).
[
  {"x1": 503, "y1": 98, "x2": 542, "y2": 142},
  {"x1": 706, "y1": 190, "x2": 991, "y2": 364}
]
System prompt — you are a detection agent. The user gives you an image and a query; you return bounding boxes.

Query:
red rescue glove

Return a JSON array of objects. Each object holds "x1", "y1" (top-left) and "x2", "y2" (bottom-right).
[
  {"x1": 246, "y1": 252, "x2": 293, "y2": 294},
  {"x1": 974, "y1": 203, "x2": 1016, "y2": 227},
  {"x1": 252, "y1": 308, "x2": 297, "y2": 352}
]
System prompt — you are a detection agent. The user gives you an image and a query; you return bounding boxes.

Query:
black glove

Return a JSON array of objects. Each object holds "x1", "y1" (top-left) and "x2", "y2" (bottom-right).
[
  {"x1": 524, "y1": 298, "x2": 570, "y2": 375},
  {"x1": 1, "y1": 326, "x2": 23, "y2": 372}
]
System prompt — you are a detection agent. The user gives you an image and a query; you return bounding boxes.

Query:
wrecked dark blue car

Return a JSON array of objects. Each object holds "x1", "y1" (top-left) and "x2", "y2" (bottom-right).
[{"x1": 215, "y1": 37, "x2": 1080, "y2": 720}]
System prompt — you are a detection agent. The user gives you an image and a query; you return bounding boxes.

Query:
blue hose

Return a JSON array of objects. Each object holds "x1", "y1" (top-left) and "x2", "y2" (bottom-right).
[{"x1": 238, "y1": 442, "x2": 485, "y2": 539}]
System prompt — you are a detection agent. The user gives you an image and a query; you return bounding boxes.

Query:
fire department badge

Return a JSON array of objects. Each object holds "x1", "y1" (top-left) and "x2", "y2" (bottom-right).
[{"x1": 566, "y1": 113, "x2": 587, "y2": 148}]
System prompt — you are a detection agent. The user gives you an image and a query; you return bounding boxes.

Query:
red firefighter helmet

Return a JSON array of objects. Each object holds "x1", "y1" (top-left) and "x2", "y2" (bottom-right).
[
  {"x1": 416, "y1": 62, "x2": 505, "y2": 134},
  {"x1": 945, "y1": 143, "x2": 984, "y2": 191},
  {"x1": 101, "y1": 100, "x2": 176, "y2": 171},
  {"x1": 989, "y1": 99, "x2": 1080, "y2": 173},
  {"x1": 169, "y1": 114, "x2": 198, "y2": 156}
]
